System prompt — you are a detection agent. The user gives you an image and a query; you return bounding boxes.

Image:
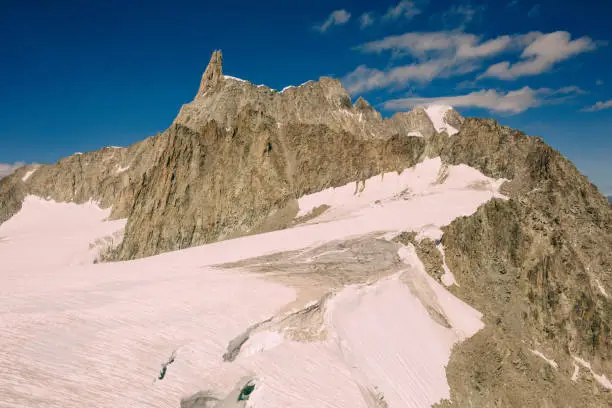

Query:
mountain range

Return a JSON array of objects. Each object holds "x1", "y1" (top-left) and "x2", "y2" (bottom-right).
[{"x1": 0, "y1": 51, "x2": 610, "y2": 408}]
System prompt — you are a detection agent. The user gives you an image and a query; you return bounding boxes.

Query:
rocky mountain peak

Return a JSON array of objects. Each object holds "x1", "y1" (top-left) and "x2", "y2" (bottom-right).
[
  {"x1": 354, "y1": 96, "x2": 373, "y2": 111},
  {"x1": 177, "y1": 53, "x2": 458, "y2": 141},
  {"x1": 196, "y1": 50, "x2": 223, "y2": 97}
]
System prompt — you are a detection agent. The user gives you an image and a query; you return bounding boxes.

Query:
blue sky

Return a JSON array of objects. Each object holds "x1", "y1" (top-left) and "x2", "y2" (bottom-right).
[{"x1": 0, "y1": 0, "x2": 610, "y2": 194}]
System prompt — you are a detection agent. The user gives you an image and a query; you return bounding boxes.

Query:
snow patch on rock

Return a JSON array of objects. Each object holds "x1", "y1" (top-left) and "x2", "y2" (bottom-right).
[
  {"x1": 21, "y1": 168, "x2": 37, "y2": 182},
  {"x1": 224, "y1": 75, "x2": 248, "y2": 83},
  {"x1": 281, "y1": 81, "x2": 314, "y2": 93},
  {"x1": 571, "y1": 363, "x2": 580, "y2": 381},
  {"x1": 415, "y1": 225, "x2": 443, "y2": 242},
  {"x1": 573, "y1": 356, "x2": 612, "y2": 389},
  {"x1": 424, "y1": 105, "x2": 458, "y2": 136},
  {"x1": 437, "y1": 244, "x2": 457, "y2": 287},
  {"x1": 530, "y1": 349, "x2": 558, "y2": 369},
  {"x1": 595, "y1": 280, "x2": 609, "y2": 298}
]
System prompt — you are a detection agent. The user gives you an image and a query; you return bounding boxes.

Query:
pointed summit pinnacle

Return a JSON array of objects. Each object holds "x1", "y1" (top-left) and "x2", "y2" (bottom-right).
[{"x1": 197, "y1": 50, "x2": 223, "y2": 97}]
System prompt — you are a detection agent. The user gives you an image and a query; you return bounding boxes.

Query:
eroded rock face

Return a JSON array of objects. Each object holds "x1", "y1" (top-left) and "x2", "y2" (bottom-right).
[
  {"x1": 115, "y1": 112, "x2": 426, "y2": 259},
  {"x1": 0, "y1": 178, "x2": 26, "y2": 226},
  {"x1": 428, "y1": 119, "x2": 612, "y2": 407}
]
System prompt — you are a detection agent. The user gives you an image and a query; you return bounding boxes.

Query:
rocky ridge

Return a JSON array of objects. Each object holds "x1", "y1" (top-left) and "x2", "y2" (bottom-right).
[
  {"x1": 0, "y1": 50, "x2": 458, "y2": 260},
  {"x1": 178, "y1": 50, "x2": 449, "y2": 140},
  {"x1": 426, "y1": 121, "x2": 611, "y2": 407}
]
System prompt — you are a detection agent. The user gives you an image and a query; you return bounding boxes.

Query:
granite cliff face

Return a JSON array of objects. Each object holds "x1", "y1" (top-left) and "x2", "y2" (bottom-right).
[
  {"x1": 426, "y1": 121, "x2": 611, "y2": 407},
  {"x1": 0, "y1": 50, "x2": 610, "y2": 406}
]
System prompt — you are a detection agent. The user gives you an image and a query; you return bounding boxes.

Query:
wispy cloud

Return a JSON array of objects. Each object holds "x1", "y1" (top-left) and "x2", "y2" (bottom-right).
[
  {"x1": 315, "y1": 9, "x2": 351, "y2": 32},
  {"x1": 345, "y1": 28, "x2": 603, "y2": 94},
  {"x1": 358, "y1": 31, "x2": 519, "y2": 59},
  {"x1": 528, "y1": 4, "x2": 540, "y2": 18},
  {"x1": 384, "y1": 86, "x2": 584, "y2": 114},
  {"x1": 596, "y1": 79, "x2": 604, "y2": 85},
  {"x1": 506, "y1": 0, "x2": 519, "y2": 7},
  {"x1": 345, "y1": 31, "x2": 527, "y2": 93},
  {"x1": 343, "y1": 60, "x2": 471, "y2": 94},
  {"x1": 358, "y1": 1, "x2": 427, "y2": 29},
  {"x1": 360, "y1": 12, "x2": 374, "y2": 29},
  {"x1": 441, "y1": 3, "x2": 485, "y2": 29},
  {"x1": 581, "y1": 100, "x2": 612, "y2": 112},
  {"x1": 480, "y1": 31, "x2": 600, "y2": 80},
  {"x1": 383, "y1": 1, "x2": 423, "y2": 21},
  {"x1": 0, "y1": 162, "x2": 26, "y2": 179}
]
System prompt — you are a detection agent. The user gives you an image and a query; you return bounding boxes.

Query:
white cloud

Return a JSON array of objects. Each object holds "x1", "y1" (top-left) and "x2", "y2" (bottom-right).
[
  {"x1": 343, "y1": 61, "x2": 451, "y2": 94},
  {"x1": 456, "y1": 35, "x2": 514, "y2": 58},
  {"x1": 343, "y1": 54, "x2": 486, "y2": 94},
  {"x1": 384, "y1": 1, "x2": 422, "y2": 20},
  {"x1": 315, "y1": 9, "x2": 351, "y2": 32},
  {"x1": 358, "y1": 31, "x2": 537, "y2": 61},
  {"x1": 360, "y1": 31, "x2": 458, "y2": 56},
  {"x1": 506, "y1": 0, "x2": 519, "y2": 7},
  {"x1": 455, "y1": 79, "x2": 479, "y2": 90},
  {"x1": 346, "y1": 31, "x2": 524, "y2": 93},
  {"x1": 383, "y1": 86, "x2": 584, "y2": 114},
  {"x1": 480, "y1": 31, "x2": 599, "y2": 80},
  {"x1": 528, "y1": 4, "x2": 540, "y2": 18},
  {"x1": 360, "y1": 12, "x2": 374, "y2": 29},
  {"x1": 582, "y1": 100, "x2": 612, "y2": 112},
  {"x1": 441, "y1": 4, "x2": 485, "y2": 29},
  {"x1": 596, "y1": 79, "x2": 604, "y2": 85},
  {"x1": 0, "y1": 162, "x2": 26, "y2": 179},
  {"x1": 347, "y1": 30, "x2": 602, "y2": 94},
  {"x1": 555, "y1": 85, "x2": 586, "y2": 95}
]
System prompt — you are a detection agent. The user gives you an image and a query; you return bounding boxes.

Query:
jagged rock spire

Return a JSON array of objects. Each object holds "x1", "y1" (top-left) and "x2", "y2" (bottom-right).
[
  {"x1": 197, "y1": 50, "x2": 223, "y2": 97},
  {"x1": 354, "y1": 96, "x2": 373, "y2": 111},
  {"x1": 354, "y1": 96, "x2": 382, "y2": 121}
]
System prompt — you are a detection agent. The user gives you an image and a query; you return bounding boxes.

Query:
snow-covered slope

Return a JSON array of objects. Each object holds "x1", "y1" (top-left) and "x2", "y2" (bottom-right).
[
  {"x1": 1, "y1": 158, "x2": 505, "y2": 408},
  {"x1": 424, "y1": 105, "x2": 458, "y2": 136}
]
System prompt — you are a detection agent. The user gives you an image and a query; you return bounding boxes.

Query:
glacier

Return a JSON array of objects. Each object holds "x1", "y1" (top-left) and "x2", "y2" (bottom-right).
[{"x1": 1, "y1": 157, "x2": 508, "y2": 408}]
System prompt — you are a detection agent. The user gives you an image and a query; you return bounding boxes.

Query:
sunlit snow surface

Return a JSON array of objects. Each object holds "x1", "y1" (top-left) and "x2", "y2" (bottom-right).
[
  {"x1": 3, "y1": 158, "x2": 508, "y2": 407},
  {"x1": 223, "y1": 75, "x2": 248, "y2": 83}
]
